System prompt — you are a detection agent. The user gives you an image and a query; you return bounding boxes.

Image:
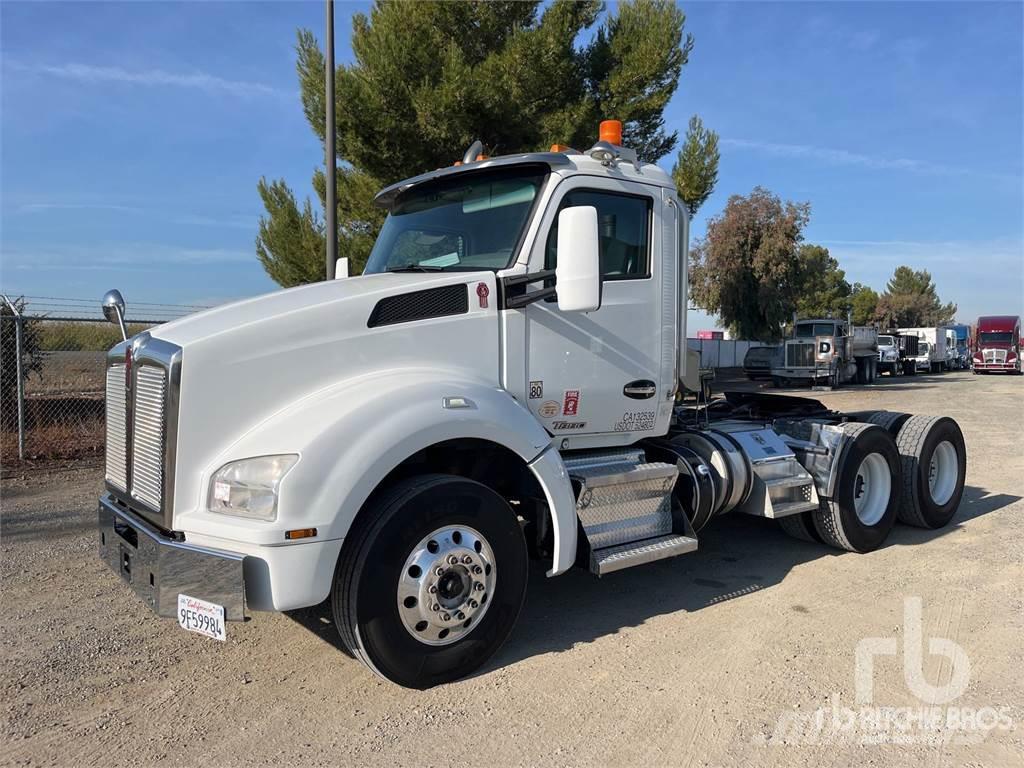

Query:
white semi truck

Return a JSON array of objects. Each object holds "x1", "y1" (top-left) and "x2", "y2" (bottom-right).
[{"x1": 97, "y1": 122, "x2": 968, "y2": 688}]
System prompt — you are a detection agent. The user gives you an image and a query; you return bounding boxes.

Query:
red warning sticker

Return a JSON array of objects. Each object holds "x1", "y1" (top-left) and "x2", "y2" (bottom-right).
[{"x1": 562, "y1": 389, "x2": 580, "y2": 416}]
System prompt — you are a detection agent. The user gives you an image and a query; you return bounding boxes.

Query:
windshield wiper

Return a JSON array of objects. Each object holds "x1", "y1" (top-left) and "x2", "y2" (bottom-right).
[{"x1": 385, "y1": 263, "x2": 447, "y2": 273}]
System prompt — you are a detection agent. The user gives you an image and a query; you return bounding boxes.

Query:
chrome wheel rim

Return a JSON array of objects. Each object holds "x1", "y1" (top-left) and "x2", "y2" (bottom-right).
[
  {"x1": 397, "y1": 525, "x2": 495, "y2": 646},
  {"x1": 853, "y1": 453, "x2": 891, "y2": 526},
  {"x1": 928, "y1": 440, "x2": 958, "y2": 506}
]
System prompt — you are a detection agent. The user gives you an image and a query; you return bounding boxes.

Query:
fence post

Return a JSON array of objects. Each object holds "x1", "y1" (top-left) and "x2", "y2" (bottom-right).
[{"x1": 15, "y1": 313, "x2": 24, "y2": 459}]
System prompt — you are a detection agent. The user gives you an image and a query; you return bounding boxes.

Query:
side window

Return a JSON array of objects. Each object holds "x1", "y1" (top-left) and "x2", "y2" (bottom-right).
[{"x1": 544, "y1": 190, "x2": 651, "y2": 279}]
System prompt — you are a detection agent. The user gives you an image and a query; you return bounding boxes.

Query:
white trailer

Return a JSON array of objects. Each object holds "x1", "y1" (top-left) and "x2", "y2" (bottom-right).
[
  {"x1": 95, "y1": 122, "x2": 968, "y2": 688},
  {"x1": 899, "y1": 327, "x2": 949, "y2": 373}
]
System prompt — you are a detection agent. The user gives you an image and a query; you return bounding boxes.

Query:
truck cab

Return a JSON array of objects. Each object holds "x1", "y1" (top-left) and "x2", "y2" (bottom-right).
[
  {"x1": 96, "y1": 124, "x2": 969, "y2": 688},
  {"x1": 973, "y1": 315, "x2": 1022, "y2": 374}
]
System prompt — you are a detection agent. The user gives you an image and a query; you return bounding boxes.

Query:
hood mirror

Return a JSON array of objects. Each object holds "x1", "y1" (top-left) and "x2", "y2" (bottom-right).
[{"x1": 102, "y1": 289, "x2": 128, "y2": 341}]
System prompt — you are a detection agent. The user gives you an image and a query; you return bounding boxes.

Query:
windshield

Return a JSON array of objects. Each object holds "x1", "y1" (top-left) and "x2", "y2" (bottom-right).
[
  {"x1": 364, "y1": 167, "x2": 545, "y2": 274},
  {"x1": 746, "y1": 347, "x2": 777, "y2": 361},
  {"x1": 795, "y1": 322, "x2": 836, "y2": 338},
  {"x1": 979, "y1": 331, "x2": 1013, "y2": 344},
  {"x1": 878, "y1": 336, "x2": 895, "y2": 346}
]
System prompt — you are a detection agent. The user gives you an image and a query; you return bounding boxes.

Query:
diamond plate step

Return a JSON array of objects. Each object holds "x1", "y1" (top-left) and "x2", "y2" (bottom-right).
[
  {"x1": 590, "y1": 534, "x2": 698, "y2": 576},
  {"x1": 767, "y1": 500, "x2": 819, "y2": 518}
]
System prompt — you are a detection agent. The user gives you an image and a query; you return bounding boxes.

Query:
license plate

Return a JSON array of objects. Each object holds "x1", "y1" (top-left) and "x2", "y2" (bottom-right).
[{"x1": 177, "y1": 594, "x2": 226, "y2": 642}]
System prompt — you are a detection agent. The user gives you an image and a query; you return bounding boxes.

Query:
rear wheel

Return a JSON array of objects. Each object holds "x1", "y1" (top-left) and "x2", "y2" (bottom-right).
[
  {"x1": 778, "y1": 510, "x2": 822, "y2": 543},
  {"x1": 813, "y1": 423, "x2": 901, "y2": 552},
  {"x1": 846, "y1": 410, "x2": 912, "y2": 437},
  {"x1": 894, "y1": 416, "x2": 967, "y2": 529},
  {"x1": 332, "y1": 474, "x2": 528, "y2": 688}
]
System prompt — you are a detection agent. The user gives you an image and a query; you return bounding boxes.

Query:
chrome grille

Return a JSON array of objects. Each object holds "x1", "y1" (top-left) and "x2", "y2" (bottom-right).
[
  {"x1": 984, "y1": 349, "x2": 1006, "y2": 364},
  {"x1": 104, "y1": 364, "x2": 128, "y2": 491},
  {"x1": 786, "y1": 342, "x2": 815, "y2": 368},
  {"x1": 130, "y1": 365, "x2": 167, "y2": 511}
]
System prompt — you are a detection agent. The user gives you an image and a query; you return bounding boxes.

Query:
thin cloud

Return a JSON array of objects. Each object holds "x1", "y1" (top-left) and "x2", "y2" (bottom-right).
[
  {"x1": 1, "y1": 243, "x2": 252, "y2": 269},
  {"x1": 13, "y1": 61, "x2": 282, "y2": 98},
  {"x1": 721, "y1": 138, "x2": 1018, "y2": 182}
]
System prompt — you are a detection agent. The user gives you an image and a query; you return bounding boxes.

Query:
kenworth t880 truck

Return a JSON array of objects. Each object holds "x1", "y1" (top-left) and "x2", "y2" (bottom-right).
[{"x1": 97, "y1": 122, "x2": 967, "y2": 688}]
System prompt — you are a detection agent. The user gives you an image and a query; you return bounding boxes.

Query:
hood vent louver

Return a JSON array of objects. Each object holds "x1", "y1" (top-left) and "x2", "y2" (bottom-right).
[{"x1": 367, "y1": 284, "x2": 470, "y2": 328}]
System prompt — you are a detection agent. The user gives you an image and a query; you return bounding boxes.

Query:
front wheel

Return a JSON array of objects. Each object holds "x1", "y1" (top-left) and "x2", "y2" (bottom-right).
[{"x1": 332, "y1": 474, "x2": 528, "y2": 688}]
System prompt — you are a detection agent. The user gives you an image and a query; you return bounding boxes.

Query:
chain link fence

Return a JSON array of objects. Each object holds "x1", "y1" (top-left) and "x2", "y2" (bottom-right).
[{"x1": 1, "y1": 295, "x2": 207, "y2": 468}]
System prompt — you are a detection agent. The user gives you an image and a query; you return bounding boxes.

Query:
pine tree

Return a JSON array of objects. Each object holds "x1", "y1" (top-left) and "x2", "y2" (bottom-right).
[{"x1": 256, "y1": 0, "x2": 695, "y2": 286}]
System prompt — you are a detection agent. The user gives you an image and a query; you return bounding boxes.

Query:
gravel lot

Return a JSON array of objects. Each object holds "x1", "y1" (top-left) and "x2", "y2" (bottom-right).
[{"x1": 2, "y1": 370, "x2": 1022, "y2": 767}]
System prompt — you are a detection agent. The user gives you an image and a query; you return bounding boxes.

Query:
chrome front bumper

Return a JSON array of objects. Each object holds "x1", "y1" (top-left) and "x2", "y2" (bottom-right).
[{"x1": 98, "y1": 494, "x2": 247, "y2": 621}]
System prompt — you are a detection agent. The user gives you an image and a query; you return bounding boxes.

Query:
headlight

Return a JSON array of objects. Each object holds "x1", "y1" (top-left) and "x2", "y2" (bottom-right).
[
  {"x1": 207, "y1": 454, "x2": 298, "y2": 521},
  {"x1": 885, "y1": 351, "x2": 897, "y2": 360}
]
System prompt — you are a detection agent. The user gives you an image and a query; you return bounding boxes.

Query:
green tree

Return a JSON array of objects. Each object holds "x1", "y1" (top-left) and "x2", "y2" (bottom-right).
[
  {"x1": 850, "y1": 283, "x2": 880, "y2": 326},
  {"x1": 257, "y1": 0, "x2": 695, "y2": 286},
  {"x1": 689, "y1": 187, "x2": 810, "y2": 341},
  {"x1": 875, "y1": 266, "x2": 957, "y2": 327},
  {"x1": 672, "y1": 115, "x2": 719, "y2": 218},
  {"x1": 794, "y1": 244, "x2": 851, "y2": 319}
]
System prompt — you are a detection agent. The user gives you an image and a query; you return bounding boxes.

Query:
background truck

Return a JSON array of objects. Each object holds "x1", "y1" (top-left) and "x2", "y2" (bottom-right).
[
  {"x1": 771, "y1": 318, "x2": 879, "y2": 388},
  {"x1": 95, "y1": 122, "x2": 968, "y2": 689},
  {"x1": 947, "y1": 324, "x2": 971, "y2": 369},
  {"x1": 973, "y1": 315, "x2": 1021, "y2": 374},
  {"x1": 876, "y1": 331, "x2": 919, "y2": 376},
  {"x1": 899, "y1": 327, "x2": 948, "y2": 373}
]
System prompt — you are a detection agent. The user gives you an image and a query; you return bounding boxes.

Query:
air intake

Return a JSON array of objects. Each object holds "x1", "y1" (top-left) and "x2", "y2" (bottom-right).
[{"x1": 367, "y1": 284, "x2": 469, "y2": 328}]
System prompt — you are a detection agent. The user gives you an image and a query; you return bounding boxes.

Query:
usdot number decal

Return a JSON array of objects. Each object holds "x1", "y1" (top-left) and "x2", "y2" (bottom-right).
[{"x1": 614, "y1": 411, "x2": 656, "y2": 432}]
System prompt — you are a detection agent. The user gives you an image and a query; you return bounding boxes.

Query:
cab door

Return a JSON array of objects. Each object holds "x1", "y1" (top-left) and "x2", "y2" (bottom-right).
[{"x1": 521, "y1": 177, "x2": 670, "y2": 440}]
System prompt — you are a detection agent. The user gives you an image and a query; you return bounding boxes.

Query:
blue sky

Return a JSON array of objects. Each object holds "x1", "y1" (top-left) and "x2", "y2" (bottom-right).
[{"x1": 1, "y1": 1, "x2": 1021, "y2": 328}]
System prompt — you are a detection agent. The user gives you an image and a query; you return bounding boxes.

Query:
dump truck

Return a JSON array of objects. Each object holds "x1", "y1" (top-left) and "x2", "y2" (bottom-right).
[
  {"x1": 771, "y1": 318, "x2": 879, "y2": 387},
  {"x1": 96, "y1": 121, "x2": 968, "y2": 688}
]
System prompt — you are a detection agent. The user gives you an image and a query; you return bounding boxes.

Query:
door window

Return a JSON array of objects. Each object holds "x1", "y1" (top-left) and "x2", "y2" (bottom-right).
[{"x1": 544, "y1": 191, "x2": 651, "y2": 279}]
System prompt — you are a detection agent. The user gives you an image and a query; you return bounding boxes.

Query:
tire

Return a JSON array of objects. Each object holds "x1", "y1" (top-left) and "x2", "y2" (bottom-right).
[
  {"x1": 845, "y1": 410, "x2": 911, "y2": 437},
  {"x1": 772, "y1": 375, "x2": 785, "y2": 388},
  {"x1": 812, "y1": 423, "x2": 901, "y2": 552},
  {"x1": 867, "y1": 358, "x2": 877, "y2": 383},
  {"x1": 332, "y1": 474, "x2": 528, "y2": 688},
  {"x1": 779, "y1": 511, "x2": 822, "y2": 544},
  {"x1": 855, "y1": 359, "x2": 867, "y2": 385},
  {"x1": 894, "y1": 416, "x2": 967, "y2": 529},
  {"x1": 831, "y1": 366, "x2": 842, "y2": 389}
]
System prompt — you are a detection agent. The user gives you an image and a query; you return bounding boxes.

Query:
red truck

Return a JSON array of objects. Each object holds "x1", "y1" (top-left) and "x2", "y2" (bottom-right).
[{"x1": 973, "y1": 315, "x2": 1021, "y2": 374}]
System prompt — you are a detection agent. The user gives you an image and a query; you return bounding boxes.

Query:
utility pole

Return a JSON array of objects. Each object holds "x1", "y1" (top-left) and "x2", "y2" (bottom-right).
[{"x1": 325, "y1": 0, "x2": 337, "y2": 280}]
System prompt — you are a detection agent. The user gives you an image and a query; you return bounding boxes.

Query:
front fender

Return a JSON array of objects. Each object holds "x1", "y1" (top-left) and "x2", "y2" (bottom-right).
[{"x1": 177, "y1": 368, "x2": 577, "y2": 576}]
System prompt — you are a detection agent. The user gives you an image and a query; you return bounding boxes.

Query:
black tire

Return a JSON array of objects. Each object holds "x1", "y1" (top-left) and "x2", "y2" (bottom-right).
[
  {"x1": 778, "y1": 510, "x2": 822, "y2": 544},
  {"x1": 894, "y1": 416, "x2": 967, "y2": 529},
  {"x1": 831, "y1": 365, "x2": 842, "y2": 389},
  {"x1": 845, "y1": 410, "x2": 912, "y2": 437},
  {"x1": 812, "y1": 423, "x2": 901, "y2": 552},
  {"x1": 332, "y1": 474, "x2": 528, "y2": 688},
  {"x1": 855, "y1": 359, "x2": 867, "y2": 385},
  {"x1": 867, "y1": 358, "x2": 877, "y2": 384}
]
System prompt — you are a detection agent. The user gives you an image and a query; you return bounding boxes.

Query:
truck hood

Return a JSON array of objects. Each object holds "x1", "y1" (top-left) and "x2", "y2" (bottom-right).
[
  {"x1": 144, "y1": 271, "x2": 501, "y2": 514},
  {"x1": 149, "y1": 272, "x2": 474, "y2": 347}
]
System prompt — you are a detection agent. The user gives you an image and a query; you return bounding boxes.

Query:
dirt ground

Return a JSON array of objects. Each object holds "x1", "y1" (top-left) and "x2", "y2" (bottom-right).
[{"x1": 2, "y1": 370, "x2": 1022, "y2": 767}]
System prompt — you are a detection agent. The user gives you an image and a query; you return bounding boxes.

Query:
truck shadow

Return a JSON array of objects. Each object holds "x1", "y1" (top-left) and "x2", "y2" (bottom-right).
[
  {"x1": 285, "y1": 485, "x2": 1019, "y2": 673},
  {"x1": 479, "y1": 483, "x2": 1019, "y2": 676}
]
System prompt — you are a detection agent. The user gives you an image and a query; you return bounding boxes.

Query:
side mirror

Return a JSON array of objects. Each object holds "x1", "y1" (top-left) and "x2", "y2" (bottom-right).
[
  {"x1": 102, "y1": 289, "x2": 128, "y2": 341},
  {"x1": 555, "y1": 206, "x2": 601, "y2": 312}
]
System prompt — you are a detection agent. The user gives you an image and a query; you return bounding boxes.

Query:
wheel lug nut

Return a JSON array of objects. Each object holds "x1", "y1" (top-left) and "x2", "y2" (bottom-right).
[
  {"x1": 474, "y1": 582, "x2": 484, "y2": 591},
  {"x1": 428, "y1": 585, "x2": 437, "y2": 594},
  {"x1": 432, "y1": 603, "x2": 440, "y2": 612},
  {"x1": 472, "y1": 565, "x2": 482, "y2": 575},
  {"x1": 456, "y1": 611, "x2": 465, "y2": 620},
  {"x1": 468, "y1": 600, "x2": 478, "y2": 609},
  {"x1": 441, "y1": 613, "x2": 451, "y2": 622},
  {"x1": 447, "y1": 555, "x2": 459, "y2": 565},
  {"x1": 462, "y1": 555, "x2": 472, "y2": 564},
  {"x1": 435, "y1": 567, "x2": 444, "y2": 576}
]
